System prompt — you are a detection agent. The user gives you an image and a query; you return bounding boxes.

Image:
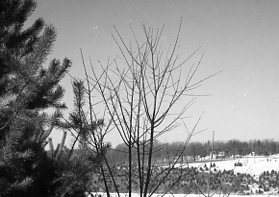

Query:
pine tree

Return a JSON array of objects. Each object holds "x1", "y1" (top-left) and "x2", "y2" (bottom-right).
[{"x1": 0, "y1": 1, "x2": 72, "y2": 196}]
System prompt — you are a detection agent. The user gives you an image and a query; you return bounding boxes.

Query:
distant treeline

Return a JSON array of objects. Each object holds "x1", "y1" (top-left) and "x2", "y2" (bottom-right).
[{"x1": 107, "y1": 139, "x2": 279, "y2": 163}]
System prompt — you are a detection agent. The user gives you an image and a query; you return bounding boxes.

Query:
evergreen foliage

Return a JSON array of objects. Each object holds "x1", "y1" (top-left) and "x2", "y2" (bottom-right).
[{"x1": 0, "y1": 1, "x2": 86, "y2": 196}]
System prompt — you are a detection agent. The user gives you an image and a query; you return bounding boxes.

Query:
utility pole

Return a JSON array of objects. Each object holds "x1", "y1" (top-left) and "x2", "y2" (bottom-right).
[{"x1": 207, "y1": 130, "x2": 215, "y2": 197}]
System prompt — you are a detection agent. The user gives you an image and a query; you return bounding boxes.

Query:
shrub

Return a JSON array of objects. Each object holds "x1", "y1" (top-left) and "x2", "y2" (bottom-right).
[{"x1": 234, "y1": 162, "x2": 243, "y2": 166}]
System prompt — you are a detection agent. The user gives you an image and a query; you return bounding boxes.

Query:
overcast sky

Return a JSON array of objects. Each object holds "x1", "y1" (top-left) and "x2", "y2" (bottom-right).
[{"x1": 30, "y1": 0, "x2": 279, "y2": 146}]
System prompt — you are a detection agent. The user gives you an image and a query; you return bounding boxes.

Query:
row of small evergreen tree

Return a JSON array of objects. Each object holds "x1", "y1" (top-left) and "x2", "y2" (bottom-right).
[{"x1": 0, "y1": 1, "x2": 96, "y2": 196}]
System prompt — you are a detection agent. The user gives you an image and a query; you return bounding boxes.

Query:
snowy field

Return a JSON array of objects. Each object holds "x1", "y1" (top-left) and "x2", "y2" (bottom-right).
[
  {"x1": 185, "y1": 155, "x2": 279, "y2": 176},
  {"x1": 88, "y1": 155, "x2": 279, "y2": 196},
  {"x1": 88, "y1": 193, "x2": 279, "y2": 197}
]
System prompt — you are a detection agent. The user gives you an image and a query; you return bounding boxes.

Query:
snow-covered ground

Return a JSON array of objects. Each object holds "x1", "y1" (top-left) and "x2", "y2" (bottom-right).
[
  {"x1": 88, "y1": 193, "x2": 278, "y2": 197},
  {"x1": 89, "y1": 155, "x2": 279, "y2": 196},
  {"x1": 185, "y1": 155, "x2": 279, "y2": 176}
]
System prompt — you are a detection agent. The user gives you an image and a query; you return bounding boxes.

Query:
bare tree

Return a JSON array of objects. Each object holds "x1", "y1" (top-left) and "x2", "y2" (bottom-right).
[{"x1": 81, "y1": 19, "x2": 217, "y2": 197}]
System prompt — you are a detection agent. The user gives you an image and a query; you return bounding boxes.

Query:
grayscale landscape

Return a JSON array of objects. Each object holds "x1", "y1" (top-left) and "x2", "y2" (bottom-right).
[{"x1": 1, "y1": 1, "x2": 279, "y2": 197}]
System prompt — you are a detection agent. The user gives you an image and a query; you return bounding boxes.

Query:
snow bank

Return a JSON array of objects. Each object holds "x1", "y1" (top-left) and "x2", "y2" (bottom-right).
[
  {"x1": 88, "y1": 193, "x2": 278, "y2": 197},
  {"x1": 185, "y1": 155, "x2": 279, "y2": 176}
]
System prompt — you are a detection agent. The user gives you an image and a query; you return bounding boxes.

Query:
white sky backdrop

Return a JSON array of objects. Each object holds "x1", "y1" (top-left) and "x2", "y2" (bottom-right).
[{"x1": 29, "y1": 0, "x2": 279, "y2": 146}]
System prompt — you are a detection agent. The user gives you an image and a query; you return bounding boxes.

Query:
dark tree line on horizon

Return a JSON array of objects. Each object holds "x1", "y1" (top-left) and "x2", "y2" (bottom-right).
[{"x1": 107, "y1": 139, "x2": 279, "y2": 164}]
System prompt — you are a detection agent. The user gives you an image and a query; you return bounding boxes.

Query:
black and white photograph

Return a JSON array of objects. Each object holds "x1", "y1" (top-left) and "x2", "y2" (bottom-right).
[{"x1": 1, "y1": 0, "x2": 279, "y2": 196}]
